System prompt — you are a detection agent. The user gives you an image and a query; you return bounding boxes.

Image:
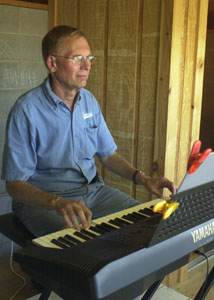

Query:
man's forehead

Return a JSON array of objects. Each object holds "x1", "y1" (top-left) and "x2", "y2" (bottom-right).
[{"x1": 59, "y1": 36, "x2": 90, "y2": 53}]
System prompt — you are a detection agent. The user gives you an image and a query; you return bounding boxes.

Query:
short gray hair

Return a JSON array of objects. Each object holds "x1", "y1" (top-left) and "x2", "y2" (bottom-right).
[{"x1": 42, "y1": 25, "x2": 86, "y2": 63}]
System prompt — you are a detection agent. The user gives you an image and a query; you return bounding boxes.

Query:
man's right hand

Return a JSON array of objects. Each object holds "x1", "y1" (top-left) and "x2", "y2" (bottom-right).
[
  {"x1": 54, "y1": 197, "x2": 92, "y2": 230},
  {"x1": 6, "y1": 180, "x2": 92, "y2": 230}
]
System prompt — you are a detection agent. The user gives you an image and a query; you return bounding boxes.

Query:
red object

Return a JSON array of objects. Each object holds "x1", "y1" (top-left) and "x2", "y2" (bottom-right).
[{"x1": 187, "y1": 140, "x2": 212, "y2": 174}]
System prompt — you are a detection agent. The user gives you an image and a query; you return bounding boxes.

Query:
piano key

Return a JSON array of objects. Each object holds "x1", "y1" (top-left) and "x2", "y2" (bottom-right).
[
  {"x1": 58, "y1": 237, "x2": 75, "y2": 247},
  {"x1": 139, "y1": 208, "x2": 156, "y2": 216},
  {"x1": 109, "y1": 218, "x2": 128, "y2": 227},
  {"x1": 132, "y1": 212, "x2": 147, "y2": 220},
  {"x1": 74, "y1": 231, "x2": 91, "y2": 241},
  {"x1": 51, "y1": 238, "x2": 69, "y2": 249},
  {"x1": 33, "y1": 199, "x2": 161, "y2": 248},
  {"x1": 33, "y1": 237, "x2": 57, "y2": 248},
  {"x1": 81, "y1": 229, "x2": 97, "y2": 238},
  {"x1": 100, "y1": 222, "x2": 117, "y2": 231},
  {"x1": 64, "y1": 234, "x2": 82, "y2": 244},
  {"x1": 62, "y1": 236, "x2": 77, "y2": 246},
  {"x1": 122, "y1": 214, "x2": 140, "y2": 222},
  {"x1": 95, "y1": 223, "x2": 112, "y2": 232},
  {"x1": 89, "y1": 226, "x2": 105, "y2": 234}
]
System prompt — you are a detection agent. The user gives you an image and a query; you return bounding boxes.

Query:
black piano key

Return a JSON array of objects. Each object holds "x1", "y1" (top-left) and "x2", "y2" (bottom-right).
[
  {"x1": 122, "y1": 214, "x2": 139, "y2": 222},
  {"x1": 51, "y1": 238, "x2": 69, "y2": 249},
  {"x1": 81, "y1": 229, "x2": 97, "y2": 238},
  {"x1": 74, "y1": 231, "x2": 91, "y2": 241},
  {"x1": 115, "y1": 217, "x2": 132, "y2": 225},
  {"x1": 58, "y1": 237, "x2": 74, "y2": 247},
  {"x1": 95, "y1": 223, "x2": 112, "y2": 232},
  {"x1": 64, "y1": 234, "x2": 82, "y2": 244},
  {"x1": 139, "y1": 208, "x2": 156, "y2": 216},
  {"x1": 100, "y1": 222, "x2": 116, "y2": 231},
  {"x1": 63, "y1": 236, "x2": 77, "y2": 246},
  {"x1": 89, "y1": 226, "x2": 105, "y2": 234},
  {"x1": 127, "y1": 212, "x2": 142, "y2": 220},
  {"x1": 132, "y1": 212, "x2": 147, "y2": 220},
  {"x1": 109, "y1": 218, "x2": 128, "y2": 227}
]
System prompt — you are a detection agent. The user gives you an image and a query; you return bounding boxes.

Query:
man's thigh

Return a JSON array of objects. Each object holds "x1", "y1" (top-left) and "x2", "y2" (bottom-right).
[
  {"x1": 12, "y1": 183, "x2": 139, "y2": 237},
  {"x1": 86, "y1": 184, "x2": 140, "y2": 219},
  {"x1": 12, "y1": 194, "x2": 85, "y2": 237}
]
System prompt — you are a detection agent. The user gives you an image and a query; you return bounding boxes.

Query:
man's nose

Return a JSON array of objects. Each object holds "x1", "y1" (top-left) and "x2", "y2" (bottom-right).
[{"x1": 80, "y1": 59, "x2": 91, "y2": 69}]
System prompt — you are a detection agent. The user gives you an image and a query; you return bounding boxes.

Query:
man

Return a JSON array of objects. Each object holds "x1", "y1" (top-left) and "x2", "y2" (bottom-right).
[{"x1": 1, "y1": 25, "x2": 176, "y2": 237}]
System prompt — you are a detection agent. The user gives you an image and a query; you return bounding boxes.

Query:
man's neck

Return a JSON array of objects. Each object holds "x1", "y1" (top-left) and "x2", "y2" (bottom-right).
[{"x1": 50, "y1": 77, "x2": 80, "y2": 111}]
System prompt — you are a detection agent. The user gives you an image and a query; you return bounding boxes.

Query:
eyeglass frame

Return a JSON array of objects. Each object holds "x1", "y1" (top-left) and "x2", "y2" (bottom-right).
[{"x1": 50, "y1": 54, "x2": 95, "y2": 65}]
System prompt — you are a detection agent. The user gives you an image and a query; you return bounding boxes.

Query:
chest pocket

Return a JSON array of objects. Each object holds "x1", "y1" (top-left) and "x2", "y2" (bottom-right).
[{"x1": 83, "y1": 126, "x2": 98, "y2": 157}]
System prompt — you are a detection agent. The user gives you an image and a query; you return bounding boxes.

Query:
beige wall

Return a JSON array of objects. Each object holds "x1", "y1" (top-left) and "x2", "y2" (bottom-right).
[
  {"x1": 0, "y1": 4, "x2": 48, "y2": 256},
  {"x1": 50, "y1": 0, "x2": 162, "y2": 203},
  {"x1": 0, "y1": 4, "x2": 48, "y2": 195}
]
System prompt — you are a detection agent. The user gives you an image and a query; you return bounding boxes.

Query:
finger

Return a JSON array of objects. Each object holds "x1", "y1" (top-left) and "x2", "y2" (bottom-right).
[
  {"x1": 69, "y1": 211, "x2": 81, "y2": 231},
  {"x1": 59, "y1": 207, "x2": 74, "y2": 228},
  {"x1": 73, "y1": 202, "x2": 92, "y2": 228},
  {"x1": 63, "y1": 213, "x2": 74, "y2": 228},
  {"x1": 76, "y1": 205, "x2": 92, "y2": 229},
  {"x1": 84, "y1": 206, "x2": 92, "y2": 227},
  {"x1": 153, "y1": 189, "x2": 163, "y2": 198},
  {"x1": 145, "y1": 179, "x2": 163, "y2": 198},
  {"x1": 78, "y1": 210, "x2": 89, "y2": 229},
  {"x1": 171, "y1": 182, "x2": 178, "y2": 194},
  {"x1": 163, "y1": 179, "x2": 177, "y2": 195}
]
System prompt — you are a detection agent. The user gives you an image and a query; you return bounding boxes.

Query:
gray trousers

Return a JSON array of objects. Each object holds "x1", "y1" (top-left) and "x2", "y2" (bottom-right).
[{"x1": 12, "y1": 177, "x2": 139, "y2": 237}]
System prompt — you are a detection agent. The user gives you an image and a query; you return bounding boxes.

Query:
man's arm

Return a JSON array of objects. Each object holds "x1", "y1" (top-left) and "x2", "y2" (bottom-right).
[
  {"x1": 6, "y1": 181, "x2": 92, "y2": 230},
  {"x1": 99, "y1": 151, "x2": 177, "y2": 198}
]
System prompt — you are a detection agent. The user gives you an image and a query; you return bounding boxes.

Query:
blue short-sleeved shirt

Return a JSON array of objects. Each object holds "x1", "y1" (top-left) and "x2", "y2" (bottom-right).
[{"x1": 1, "y1": 76, "x2": 117, "y2": 193}]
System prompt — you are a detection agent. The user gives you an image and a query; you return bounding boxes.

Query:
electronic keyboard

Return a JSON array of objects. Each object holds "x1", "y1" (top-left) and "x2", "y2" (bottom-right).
[
  {"x1": 32, "y1": 199, "x2": 160, "y2": 249},
  {"x1": 14, "y1": 181, "x2": 214, "y2": 300}
]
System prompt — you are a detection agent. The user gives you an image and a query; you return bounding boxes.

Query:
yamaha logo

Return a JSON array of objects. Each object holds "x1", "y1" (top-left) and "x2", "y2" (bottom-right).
[{"x1": 191, "y1": 222, "x2": 214, "y2": 243}]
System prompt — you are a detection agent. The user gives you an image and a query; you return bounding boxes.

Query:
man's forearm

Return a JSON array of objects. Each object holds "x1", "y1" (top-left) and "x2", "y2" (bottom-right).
[
  {"x1": 6, "y1": 180, "x2": 93, "y2": 230},
  {"x1": 6, "y1": 181, "x2": 57, "y2": 210},
  {"x1": 99, "y1": 152, "x2": 146, "y2": 183},
  {"x1": 99, "y1": 152, "x2": 177, "y2": 197}
]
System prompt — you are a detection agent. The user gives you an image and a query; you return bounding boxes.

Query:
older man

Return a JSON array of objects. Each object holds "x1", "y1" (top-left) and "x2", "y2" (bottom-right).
[{"x1": 1, "y1": 25, "x2": 176, "y2": 237}]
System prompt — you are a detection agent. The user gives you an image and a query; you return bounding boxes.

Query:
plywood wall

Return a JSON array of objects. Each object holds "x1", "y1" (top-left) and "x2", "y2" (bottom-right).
[
  {"x1": 48, "y1": 0, "x2": 209, "y2": 285},
  {"x1": 48, "y1": 0, "x2": 209, "y2": 206},
  {"x1": 154, "y1": 0, "x2": 209, "y2": 199},
  {"x1": 49, "y1": 0, "x2": 162, "y2": 203}
]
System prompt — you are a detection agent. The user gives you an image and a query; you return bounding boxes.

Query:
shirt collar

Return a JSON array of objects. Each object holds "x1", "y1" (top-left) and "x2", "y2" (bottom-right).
[{"x1": 42, "y1": 75, "x2": 82, "y2": 109}]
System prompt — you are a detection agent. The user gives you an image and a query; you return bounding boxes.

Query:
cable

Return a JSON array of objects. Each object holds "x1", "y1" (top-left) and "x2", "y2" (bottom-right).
[
  {"x1": 193, "y1": 249, "x2": 210, "y2": 300},
  {"x1": 9, "y1": 241, "x2": 27, "y2": 300}
]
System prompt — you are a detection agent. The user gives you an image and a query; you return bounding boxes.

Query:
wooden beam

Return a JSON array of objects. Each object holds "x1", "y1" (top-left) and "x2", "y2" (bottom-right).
[
  {"x1": 154, "y1": 0, "x2": 209, "y2": 193},
  {"x1": 48, "y1": 0, "x2": 78, "y2": 29},
  {"x1": 153, "y1": 0, "x2": 173, "y2": 179},
  {"x1": 154, "y1": 0, "x2": 209, "y2": 286},
  {"x1": 0, "y1": 0, "x2": 47, "y2": 10}
]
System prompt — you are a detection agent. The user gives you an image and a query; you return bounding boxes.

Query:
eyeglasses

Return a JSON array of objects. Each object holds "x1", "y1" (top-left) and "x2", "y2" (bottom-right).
[{"x1": 51, "y1": 54, "x2": 95, "y2": 65}]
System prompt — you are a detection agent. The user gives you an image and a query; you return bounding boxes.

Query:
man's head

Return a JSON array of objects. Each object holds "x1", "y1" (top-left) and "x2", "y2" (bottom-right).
[
  {"x1": 42, "y1": 25, "x2": 86, "y2": 64},
  {"x1": 42, "y1": 25, "x2": 94, "y2": 93}
]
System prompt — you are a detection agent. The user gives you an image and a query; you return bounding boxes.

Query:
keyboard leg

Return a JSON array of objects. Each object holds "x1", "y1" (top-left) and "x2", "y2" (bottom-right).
[
  {"x1": 141, "y1": 278, "x2": 164, "y2": 300},
  {"x1": 38, "y1": 288, "x2": 52, "y2": 300},
  {"x1": 194, "y1": 266, "x2": 214, "y2": 300}
]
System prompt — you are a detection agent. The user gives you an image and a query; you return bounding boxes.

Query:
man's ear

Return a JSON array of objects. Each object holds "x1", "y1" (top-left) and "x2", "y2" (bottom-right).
[{"x1": 46, "y1": 55, "x2": 57, "y2": 73}]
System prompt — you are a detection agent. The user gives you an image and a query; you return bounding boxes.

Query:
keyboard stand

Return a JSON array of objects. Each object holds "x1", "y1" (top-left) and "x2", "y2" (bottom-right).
[
  {"x1": 38, "y1": 288, "x2": 52, "y2": 300},
  {"x1": 141, "y1": 265, "x2": 214, "y2": 300},
  {"x1": 194, "y1": 266, "x2": 214, "y2": 300},
  {"x1": 141, "y1": 278, "x2": 163, "y2": 300}
]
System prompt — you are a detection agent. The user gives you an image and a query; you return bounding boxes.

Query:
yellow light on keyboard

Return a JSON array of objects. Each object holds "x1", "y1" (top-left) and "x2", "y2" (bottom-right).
[{"x1": 153, "y1": 200, "x2": 179, "y2": 220}]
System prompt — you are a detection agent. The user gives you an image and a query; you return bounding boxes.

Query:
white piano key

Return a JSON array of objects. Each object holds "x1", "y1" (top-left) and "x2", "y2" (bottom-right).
[{"x1": 33, "y1": 199, "x2": 161, "y2": 248}]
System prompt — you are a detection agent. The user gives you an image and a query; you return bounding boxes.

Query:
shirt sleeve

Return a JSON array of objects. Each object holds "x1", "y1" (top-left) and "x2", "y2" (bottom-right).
[
  {"x1": 1, "y1": 109, "x2": 37, "y2": 181},
  {"x1": 95, "y1": 108, "x2": 117, "y2": 158}
]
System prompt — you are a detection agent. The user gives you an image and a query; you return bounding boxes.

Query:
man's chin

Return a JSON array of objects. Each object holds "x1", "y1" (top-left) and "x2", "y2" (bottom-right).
[{"x1": 80, "y1": 81, "x2": 88, "y2": 88}]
